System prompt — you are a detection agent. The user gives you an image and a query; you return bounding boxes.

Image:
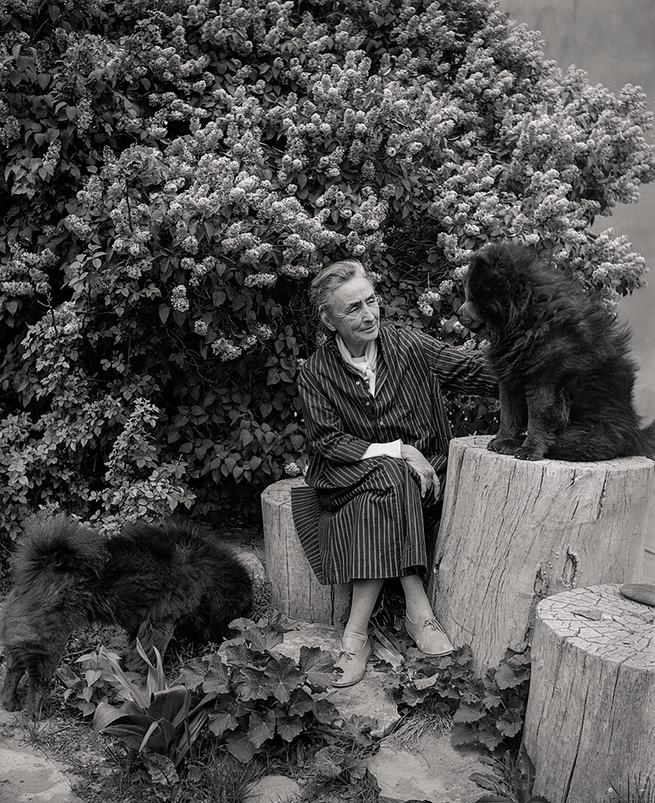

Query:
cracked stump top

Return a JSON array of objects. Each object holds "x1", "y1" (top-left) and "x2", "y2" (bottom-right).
[{"x1": 535, "y1": 583, "x2": 655, "y2": 669}]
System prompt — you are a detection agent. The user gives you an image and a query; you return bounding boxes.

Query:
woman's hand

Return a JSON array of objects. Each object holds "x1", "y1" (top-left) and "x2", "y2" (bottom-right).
[{"x1": 400, "y1": 444, "x2": 441, "y2": 499}]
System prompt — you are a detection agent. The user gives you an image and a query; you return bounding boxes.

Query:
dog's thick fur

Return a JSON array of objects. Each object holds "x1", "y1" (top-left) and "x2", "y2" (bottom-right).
[
  {"x1": 457, "y1": 242, "x2": 655, "y2": 461},
  {"x1": 0, "y1": 515, "x2": 253, "y2": 717}
]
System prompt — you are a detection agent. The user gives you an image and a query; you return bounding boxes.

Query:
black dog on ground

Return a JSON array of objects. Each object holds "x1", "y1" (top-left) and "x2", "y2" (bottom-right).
[
  {"x1": 0, "y1": 515, "x2": 253, "y2": 718},
  {"x1": 457, "y1": 241, "x2": 655, "y2": 461}
]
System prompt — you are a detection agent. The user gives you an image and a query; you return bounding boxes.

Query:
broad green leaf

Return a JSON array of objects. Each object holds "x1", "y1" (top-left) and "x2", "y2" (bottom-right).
[
  {"x1": 208, "y1": 706, "x2": 240, "y2": 738},
  {"x1": 247, "y1": 710, "x2": 276, "y2": 749},
  {"x1": 277, "y1": 715, "x2": 304, "y2": 743},
  {"x1": 453, "y1": 703, "x2": 486, "y2": 724},
  {"x1": 265, "y1": 658, "x2": 304, "y2": 703},
  {"x1": 224, "y1": 731, "x2": 257, "y2": 763},
  {"x1": 298, "y1": 646, "x2": 335, "y2": 689},
  {"x1": 146, "y1": 687, "x2": 190, "y2": 728},
  {"x1": 234, "y1": 667, "x2": 273, "y2": 701}
]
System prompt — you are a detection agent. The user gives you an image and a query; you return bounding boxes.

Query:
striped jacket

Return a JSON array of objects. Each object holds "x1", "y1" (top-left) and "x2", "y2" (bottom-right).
[{"x1": 298, "y1": 324, "x2": 498, "y2": 490}]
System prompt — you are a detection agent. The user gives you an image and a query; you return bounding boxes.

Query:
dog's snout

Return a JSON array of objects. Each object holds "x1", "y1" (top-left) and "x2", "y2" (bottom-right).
[{"x1": 457, "y1": 300, "x2": 484, "y2": 331}]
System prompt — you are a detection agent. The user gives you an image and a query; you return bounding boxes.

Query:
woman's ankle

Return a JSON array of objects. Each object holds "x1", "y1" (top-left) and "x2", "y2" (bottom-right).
[{"x1": 341, "y1": 629, "x2": 368, "y2": 652}]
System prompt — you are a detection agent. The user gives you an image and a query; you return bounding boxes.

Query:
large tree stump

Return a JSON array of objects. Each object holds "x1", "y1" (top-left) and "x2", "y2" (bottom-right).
[
  {"x1": 523, "y1": 584, "x2": 655, "y2": 803},
  {"x1": 428, "y1": 436, "x2": 654, "y2": 675},
  {"x1": 261, "y1": 477, "x2": 351, "y2": 625}
]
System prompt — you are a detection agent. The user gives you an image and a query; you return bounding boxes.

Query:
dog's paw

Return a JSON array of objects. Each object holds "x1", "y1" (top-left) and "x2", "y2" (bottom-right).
[
  {"x1": 514, "y1": 445, "x2": 544, "y2": 461},
  {"x1": 488, "y1": 437, "x2": 523, "y2": 455}
]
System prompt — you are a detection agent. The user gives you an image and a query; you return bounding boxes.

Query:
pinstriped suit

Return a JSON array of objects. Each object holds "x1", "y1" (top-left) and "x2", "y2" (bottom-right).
[{"x1": 292, "y1": 324, "x2": 497, "y2": 584}]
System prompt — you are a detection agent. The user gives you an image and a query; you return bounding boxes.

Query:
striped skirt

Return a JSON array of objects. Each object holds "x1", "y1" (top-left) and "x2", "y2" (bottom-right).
[{"x1": 291, "y1": 456, "x2": 441, "y2": 585}]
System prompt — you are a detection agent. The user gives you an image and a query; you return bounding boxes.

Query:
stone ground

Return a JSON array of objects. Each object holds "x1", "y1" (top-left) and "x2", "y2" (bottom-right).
[
  {"x1": 0, "y1": 706, "x2": 84, "y2": 803},
  {"x1": 0, "y1": 620, "x2": 488, "y2": 803}
]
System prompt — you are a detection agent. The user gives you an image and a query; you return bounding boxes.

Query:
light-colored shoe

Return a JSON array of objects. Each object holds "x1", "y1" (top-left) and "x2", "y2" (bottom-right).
[
  {"x1": 332, "y1": 638, "x2": 371, "y2": 687},
  {"x1": 405, "y1": 616, "x2": 453, "y2": 656}
]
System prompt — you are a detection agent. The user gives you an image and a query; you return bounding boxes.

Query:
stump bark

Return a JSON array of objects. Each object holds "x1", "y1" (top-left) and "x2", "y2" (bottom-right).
[
  {"x1": 261, "y1": 477, "x2": 351, "y2": 625},
  {"x1": 523, "y1": 584, "x2": 655, "y2": 803},
  {"x1": 428, "y1": 436, "x2": 654, "y2": 675}
]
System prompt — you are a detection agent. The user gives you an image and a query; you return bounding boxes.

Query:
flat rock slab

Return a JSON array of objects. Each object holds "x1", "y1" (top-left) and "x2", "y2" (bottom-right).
[
  {"x1": 0, "y1": 701, "x2": 81, "y2": 803},
  {"x1": 275, "y1": 622, "x2": 401, "y2": 738},
  {"x1": 0, "y1": 743, "x2": 80, "y2": 803},
  {"x1": 368, "y1": 732, "x2": 487, "y2": 803},
  {"x1": 243, "y1": 774, "x2": 302, "y2": 803}
]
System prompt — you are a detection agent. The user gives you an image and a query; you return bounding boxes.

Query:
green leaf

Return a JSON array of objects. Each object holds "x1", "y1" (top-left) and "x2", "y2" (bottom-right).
[
  {"x1": 201, "y1": 660, "x2": 231, "y2": 695},
  {"x1": 453, "y1": 703, "x2": 485, "y2": 723},
  {"x1": 312, "y1": 697, "x2": 341, "y2": 725},
  {"x1": 208, "y1": 702, "x2": 240, "y2": 738},
  {"x1": 143, "y1": 751, "x2": 179, "y2": 785},
  {"x1": 146, "y1": 687, "x2": 190, "y2": 728},
  {"x1": 266, "y1": 658, "x2": 304, "y2": 703},
  {"x1": 495, "y1": 661, "x2": 523, "y2": 690},
  {"x1": 277, "y1": 714, "x2": 304, "y2": 743},
  {"x1": 235, "y1": 666, "x2": 273, "y2": 701},
  {"x1": 298, "y1": 646, "x2": 335, "y2": 689},
  {"x1": 176, "y1": 665, "x2": 207, "y2": 692},
  {"x1": 97, "y1": 648, "x2": 148, "y2": 710},
  {"x1": 247, "y1": 710, "x2": 276, "y2": 748},
  {"x1": 224, "y1": 730, "x2": 257, "y2": 763}
]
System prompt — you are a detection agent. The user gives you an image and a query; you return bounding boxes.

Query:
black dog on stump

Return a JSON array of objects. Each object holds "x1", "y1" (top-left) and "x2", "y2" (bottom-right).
[
  {"x1": 457, "y1": 241, "x2": 655, "y2": 461},
  {"x1": 0, "y1": 515, "x2": 253, "y2": 718}
]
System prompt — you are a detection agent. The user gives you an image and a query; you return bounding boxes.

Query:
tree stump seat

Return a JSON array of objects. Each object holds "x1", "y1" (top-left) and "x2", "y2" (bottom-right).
[
  {"x1": 261, "y1": 476, "x2": 351, "y2": 625},
  {"x1": 523, "y1": 584, "x2": 655, "y2": 803},
  {"x1": 428, "y1": 436, "x2": 654, "y2": 677}
]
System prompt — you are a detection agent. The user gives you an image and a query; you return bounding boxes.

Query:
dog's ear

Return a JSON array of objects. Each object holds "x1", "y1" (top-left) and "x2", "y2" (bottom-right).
[
  {"x1": 467, "y1": 245, "x2": 523, "y2": 326},
  {"x1": 469, "y1": 250, "x2": 509, "y2": 299}
]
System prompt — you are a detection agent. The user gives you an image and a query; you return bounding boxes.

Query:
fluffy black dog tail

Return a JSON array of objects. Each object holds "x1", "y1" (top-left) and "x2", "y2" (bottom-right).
[{"x1": 12, "y1": 515, "x2": 105, "y2": 584}]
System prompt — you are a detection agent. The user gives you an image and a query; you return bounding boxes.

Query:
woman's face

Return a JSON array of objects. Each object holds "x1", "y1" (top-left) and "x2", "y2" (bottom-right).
[{"x1": 323, "y1": 275, "x2": 380, "y2": 357}]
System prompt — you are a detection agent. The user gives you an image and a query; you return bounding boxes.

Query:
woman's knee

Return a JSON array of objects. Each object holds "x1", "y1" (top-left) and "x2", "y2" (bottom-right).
[{"x1": 370, "y1": 456, "x2": 411, "y2": 489}]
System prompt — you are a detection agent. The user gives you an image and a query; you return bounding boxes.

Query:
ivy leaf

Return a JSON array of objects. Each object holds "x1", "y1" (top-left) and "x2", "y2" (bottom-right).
[
  {"x1": 402, "y1": 685, "x2": 430, "y2": 707},
  {"x1": 235, "y1": 666, "x2": 274, "y2": 701},
  {"x1": 497, "y1": 709, "x2": 524, "y2": 738},
  {"x1": 494, "y1": 661, "x2": 524, "y2": 690},
  {"x1": 243, "y1": 625, "x2": 284, "y2": 653},
  {"x1": 247, "y1": 710, "x2": 276, "y2": 748},
  {"x1": 207, "y1": 703, "x2": 240, "y2": 738},
  {"x1": 288, "y1": 687, "x2": 315, "y2": 716},
  {"x1": 265, "y1": 658, "x2": 304, "y2": 703},
  {"x1": 312, "y1": 698, "x2": 341, "y2": 725},
  {"x1": 176, "y1": 665, "x2": 207, "y2": 693},
  {"x1": 453, "y1": 703, "x2": 485, "y2": 724},
  {"x1": 224, "y1": 730, "x2": 257, "y2": 764},
  {"x1": 200, "y1": 659, "x2": 231, "y2": 695},
  {"x1": 277, "y1": 714, "x2": 304, "y2": 743},
  {"x1": 298, "y1": 646, "x2": 335, "y2": 689},
  {"x1": 413, "y1": 673, "x2": 440, "y2": 691}
]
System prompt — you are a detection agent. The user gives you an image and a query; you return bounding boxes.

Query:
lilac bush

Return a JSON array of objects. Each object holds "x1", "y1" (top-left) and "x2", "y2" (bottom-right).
[{"x1": 0, "y1": 0, "x2": 653, "y2": 544}]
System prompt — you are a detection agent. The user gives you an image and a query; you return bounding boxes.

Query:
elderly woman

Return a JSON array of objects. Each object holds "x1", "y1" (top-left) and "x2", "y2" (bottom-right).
[{"x1": 292, "y1": 259, "x2": 497, "y2": 687}]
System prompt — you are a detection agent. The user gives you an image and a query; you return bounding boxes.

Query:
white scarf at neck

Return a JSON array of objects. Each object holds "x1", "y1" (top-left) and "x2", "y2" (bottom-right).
[{"x1": 336, "y1": 334, "x2": 378, "y2": 396}]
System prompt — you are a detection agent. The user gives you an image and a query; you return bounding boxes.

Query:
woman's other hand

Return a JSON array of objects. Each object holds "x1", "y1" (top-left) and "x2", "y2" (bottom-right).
[{"x1": 400, "y1": 444, "x2": 440, "y2": 499}]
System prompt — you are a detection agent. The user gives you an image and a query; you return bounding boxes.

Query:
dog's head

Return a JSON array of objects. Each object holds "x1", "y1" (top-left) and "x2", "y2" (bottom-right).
[{"x1": 457, "y1": 242, "x2": 535, "y2": 333}]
